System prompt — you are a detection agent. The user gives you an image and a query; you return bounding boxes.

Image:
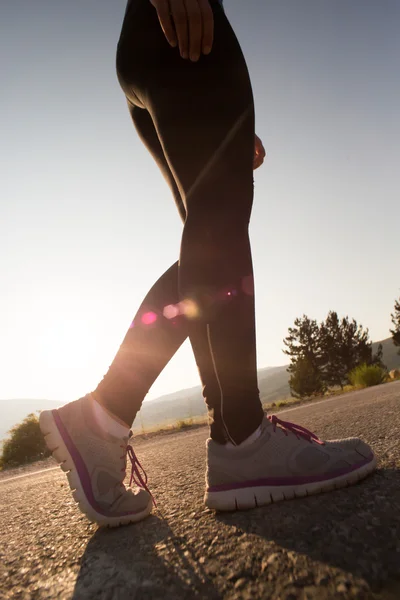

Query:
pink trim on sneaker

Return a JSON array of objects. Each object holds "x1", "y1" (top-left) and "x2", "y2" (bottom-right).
[
  {"x1": 52, "y1": 410, "x2": 147, "y2": 518},
  {"x1": 207, "y1": 453, "x2": 375, "y2": 493},
  {"x1": 127, "y1": 446, "x2": 156, "y2": 507}
]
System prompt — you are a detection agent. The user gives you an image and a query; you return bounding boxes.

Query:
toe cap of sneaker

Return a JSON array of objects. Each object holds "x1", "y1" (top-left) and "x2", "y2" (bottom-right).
[
  {"x1": 353, "y1": 439, "x2": 374, "y2": 459},
  {"x1": 112, "y1": 488, "x2": 152, "y2": 515},
  {"x1": 326, "y1": 437, "x2": 374, "y2": 460}
]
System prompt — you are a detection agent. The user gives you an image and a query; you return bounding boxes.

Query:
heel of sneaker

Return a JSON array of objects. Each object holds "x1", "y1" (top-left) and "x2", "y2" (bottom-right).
[{"x1": 39, "y1": 410, "x2": 74, "y2": 472}]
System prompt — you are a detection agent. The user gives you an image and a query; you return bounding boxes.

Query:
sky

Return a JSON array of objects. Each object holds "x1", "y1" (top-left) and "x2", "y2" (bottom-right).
[{"x1": 1, "y1": 0, "x2": 399, "y2": 403}]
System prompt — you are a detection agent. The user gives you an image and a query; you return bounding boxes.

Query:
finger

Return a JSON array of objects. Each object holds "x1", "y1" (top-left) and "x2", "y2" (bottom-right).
[
  {"x1": 183, "y1": 0, "x2": 202, "y2": 61},
  {"x1": 150, "y1": 0, "x2": 177, "y2": 47},
  {"x1": 255, "y1": 141, "x2": 266, "y2": 161},
  {"x1": 198, "y1": 0, "x2": 214, "y2": 55},
  {"x1": 253, "y1": 147, "x2": 265, "y2": 170},
  {"x1": 254, "y1": 156, "x2": 264, "y2": 170},
  {"x1": 255, "y1": 135, "x2": 263, "y2": 152},
  {"x1": 170, "y1": 0, "x2": 189, "y2": 58}
]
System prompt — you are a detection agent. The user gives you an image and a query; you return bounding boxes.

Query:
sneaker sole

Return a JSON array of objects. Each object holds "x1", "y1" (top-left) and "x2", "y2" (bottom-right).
[
  {"x1": 39, "y1": 409, "x2": 153, "y2": 527},
  {"x1": 204, "y1": 454, "x2": 377, "y2": 511}
]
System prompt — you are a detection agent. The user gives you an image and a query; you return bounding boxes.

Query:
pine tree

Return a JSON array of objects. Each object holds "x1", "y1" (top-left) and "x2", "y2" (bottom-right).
[
  {"x1": 283, "y1": 315, "x2": 323, "y2": 370},
  {"x1": 289, "y1": 357, "x2": 325, "y2": 398},
  {"x1": 338, "y1": 315, "x2": 372, "y2": 385},
  {"x1": 284, "y1": 311, "x2": 383, "y2": 395},
  {"x1": 283, "y1": 315, "x2": 325, "y2": 396},
  {"x1": 390, "y1": 297, "x2": 400, "y2": 355},
  {"x1": 319, "y1": 311, "x2": 345, "y2": 388},
  {"x1": 371, "y1": 343, "x2": 386, "y2": 370},
  {"x1": 318, "y1": 311, "x2": 376, "y2": 388}
]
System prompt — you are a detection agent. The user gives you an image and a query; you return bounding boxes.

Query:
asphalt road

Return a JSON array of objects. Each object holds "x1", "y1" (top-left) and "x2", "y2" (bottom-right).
[{"x1": 1, "y1": 382, "x2": 399, "y2": 600}]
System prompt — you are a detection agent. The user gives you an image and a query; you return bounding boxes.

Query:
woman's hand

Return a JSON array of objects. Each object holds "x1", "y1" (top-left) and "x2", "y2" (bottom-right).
[
  {"x1": 150, "y1": 0, "x2": 214, "y2": 62},
  {"x1": 254, "y1": 134, "x2": 266, "y2": 170}
]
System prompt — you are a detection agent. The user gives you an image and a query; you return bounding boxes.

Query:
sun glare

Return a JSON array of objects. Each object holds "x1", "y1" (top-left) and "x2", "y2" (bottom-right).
[{"x1": 37, "y1": 317, "x2": 95, "y2": 371}]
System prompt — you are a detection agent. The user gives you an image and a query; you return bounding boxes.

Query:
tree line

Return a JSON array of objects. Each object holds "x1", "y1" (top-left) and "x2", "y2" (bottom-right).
[{"x1": 283, "y1": 296, "x2": 400, "y2": 398}]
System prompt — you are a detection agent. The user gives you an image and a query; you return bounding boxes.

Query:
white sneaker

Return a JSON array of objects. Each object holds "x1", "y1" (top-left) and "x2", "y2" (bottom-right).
[
  {"x1": 39, "y1": 395, "x2": 153, "y2": 527},
  {"x1": 205, "y1": 414, "x2": 376, "y2": 511}
]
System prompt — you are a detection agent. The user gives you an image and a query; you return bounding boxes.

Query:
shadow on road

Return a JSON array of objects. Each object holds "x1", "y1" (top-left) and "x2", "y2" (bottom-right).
[
  {"x1": 216, "y1": 467, "x2": 400, "y2": 594},
  {"x1": 70, "y1": 467, "x2": 399, "y2": 598},
  {"x1": 72, "y1": 512, "x2": 220, "y2": 600}
]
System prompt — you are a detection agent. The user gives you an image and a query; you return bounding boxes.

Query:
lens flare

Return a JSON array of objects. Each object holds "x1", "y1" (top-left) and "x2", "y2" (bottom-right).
[
  {"x1": 141, "y1": 312, "x2": 158, "y2": 325},
  {"x1": 163, "y1": 304, "x2": 180, "y2": 320},
  {"x1": 180, "y1": 299, "x2": 200, "y2": 319}
]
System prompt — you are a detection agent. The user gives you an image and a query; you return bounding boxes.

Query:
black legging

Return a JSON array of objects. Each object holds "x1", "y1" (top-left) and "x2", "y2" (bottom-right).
[{"x1": 94, "y1": 0, "x2": 264, "y2": 444}]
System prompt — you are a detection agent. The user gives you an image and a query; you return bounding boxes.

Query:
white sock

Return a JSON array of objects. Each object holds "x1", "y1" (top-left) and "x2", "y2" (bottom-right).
[
  {"x1": 90, "y1": 394, "x2": 130, "y2": 438},
  {"x1": 225, "y1": 424, "x2": 263, "y2": 450}
]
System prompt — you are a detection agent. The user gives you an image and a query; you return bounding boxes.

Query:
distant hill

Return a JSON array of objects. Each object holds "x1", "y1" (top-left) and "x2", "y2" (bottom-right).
[
  {"x1": 0, "y1": 399, "x2": 64, "y2": 443},
  {"x1": 132, "y1": 364, "x2": 291, "y2": 433},
  {"x1": 132, "y1": 337, "x2": 398, "y2": 431},
  {"x1": 0, "y1": 368, "x2": 290, "y2": 441},
  {"x1": 1, "y1": 337, "x2": 397, "y2": 441},
  {"x1": 372, "y1": 337, "x2": 400, "y2": 372},
  {"x1": 258, "y1": 365, "x2": 290, "y2": 404}
]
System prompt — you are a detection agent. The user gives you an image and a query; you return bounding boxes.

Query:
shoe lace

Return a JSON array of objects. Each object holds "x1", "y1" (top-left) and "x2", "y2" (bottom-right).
[
  {"x1": 120, "y1": 443, "x2": 157, "y2": 507},
  {"x1": 268, "y1": 414, "x2": 325, "y2": 445}
]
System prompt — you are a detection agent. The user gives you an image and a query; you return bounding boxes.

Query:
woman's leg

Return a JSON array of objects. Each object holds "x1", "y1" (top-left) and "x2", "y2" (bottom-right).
[
  {"x1": 116, "y1": 0, "x2": 264, "y2": 444},
  {"x1": 94, "y1": 106, "x2": 227, "y2": 440},
  {"x1": 94, "y1": 105, "x2": 187, "y2": 426},
  {"x1": 94, "y1": 260, "x2": 185, "y2": 426}
]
